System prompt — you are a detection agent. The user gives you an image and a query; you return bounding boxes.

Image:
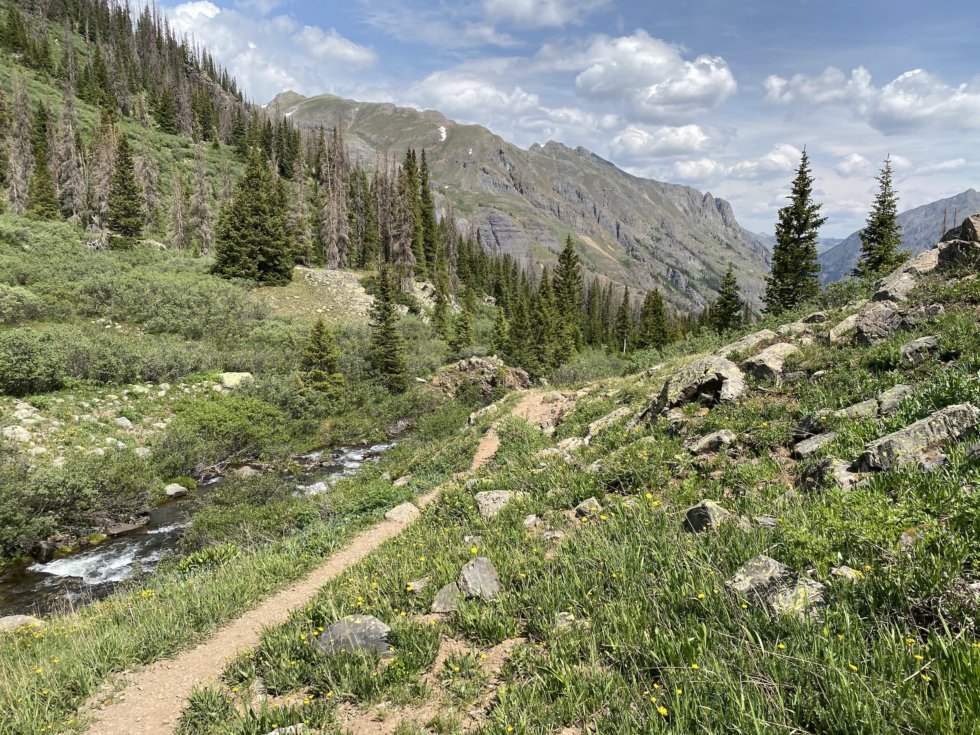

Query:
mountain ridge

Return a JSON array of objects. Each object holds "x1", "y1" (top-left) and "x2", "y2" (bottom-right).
[{"x1": 269, "y1": 90, "x2": 771, "y2": 312}]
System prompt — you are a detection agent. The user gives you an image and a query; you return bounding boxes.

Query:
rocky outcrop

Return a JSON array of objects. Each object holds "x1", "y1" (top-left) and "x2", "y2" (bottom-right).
[
  {"x1": 458, "y1": 557, "x2": 500, "y2": 600},
  {"x1": 430, "y1": 356, "x2": 531, "y2": 399},
  {"x1": 634, "y1": 357, "x2": 746, "y2": 424},
  {"x1": 685, "y1": 430, "x2": 737, "y2": 455},
  {"x1": 877, "y1": 384, "x2": 914, "y2": 416},
  {"x1": 854, "y1": 300, "x2": 906, "y2": 344},
  {"x1": 937, "y1": 214, "x2": 980, "y2": 268},
  {"x1": 793, "y1": 431, "x2": 838, "y2": 459},
  {"x1": 727, "y1": 555, "x2": 825, "y2": 618},
  {"x1": 743, "y1": 343, "x2": 801, "y2": 381},
  {"x1": 714, "y1": 329, "x2": 776, "y2": 359},
  {"x1": 901, "y1": 336, "x2": 939, "y2": 366},
  {"x1": 586, "y1": 406, "x2": 634, "y2": 438},
  {"x1": 859, "y1": 403, "x2": 980, "y2": 471}
]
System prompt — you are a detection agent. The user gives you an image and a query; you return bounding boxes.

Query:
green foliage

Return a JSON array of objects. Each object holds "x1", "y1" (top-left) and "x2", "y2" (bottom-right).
[
  {"x1": 854, "y1": 157, "x2": 909, "y2": 278},
  {"x1": 765, "y1": 149, "x2": 827, "y2": 315},
  {"x1": 635, "y1": 288, "x2": 671, "y2": 351},
  {"x1": 710, "y1": 263, "x2": 744, "y2": 333},
  {"x1": 0, "y1": 327, "x2": 65, "y2": 395},
  {"x1": 297, "y1": 317, "x2": 345, "y2": 398},
  {"x1": 612, "y1": 286, "x2": 633, "y2": 354},
  {"x1": 368, "y1": 266, "x2": 408, "y2": 393},
  {"x1": 0, "y1": 283, "x2": 44, "y2": 324},
  {"x1": 449, "y1": 300, "x2": 475, "y2": 355},
  {"x1": 177, "y1": 543, "x2": 241, "y2": 575},
  {"x1": 106, "y1": 134, "x2": 144, "y2": 241}
]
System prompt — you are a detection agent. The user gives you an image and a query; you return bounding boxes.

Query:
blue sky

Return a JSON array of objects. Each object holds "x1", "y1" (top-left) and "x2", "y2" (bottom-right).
[{"x1": 166, "y1": 0, "x2": 979, "y2": 235}]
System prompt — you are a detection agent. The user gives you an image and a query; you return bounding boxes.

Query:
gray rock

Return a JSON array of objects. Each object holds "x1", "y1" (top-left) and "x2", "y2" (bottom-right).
[
  {"x1": 431, "y1": 582, "x2": 462, "y2": 613},
  {"x1": 854, "y1": 300, "x2": 905, "y2": 344},
  {"x1": 793, "y1": 431, "x2": 839, "y2": 459},
  {"x1": 859, "y1": 403, "x2": 980, "y2": 471},
  {"x1": 384, "y1": 502, "x2": 420, "y2": 523},
  {"x1": 574, "y1": 497, "x2": 602, "y2": 518},
  {"x1": 586, "y1": 406, "x2": 633, "y2": 438},
  {"x1": 938, "y1": 239, "x2": 980, "y2": 268},
  {"x1": 265, "y1": 725, "x2": 308, "y2": 735},
  {"x1": 458, "y1": 557, "x2": 500, "y2": 600},
  {"x1": 114, "y1": 416, "x2": 133, "y2": 429},
  {"x1": 802, "y1": 311, "x2": 829, "y2": 324},
  {"x1": 475, "y1": 490, "x2": 518, "y2": 520},
  {"x1": 542, "y1": 529, "x2": 565, "y2": 542},
  {"x1": 901, "y1": 336, "x2": 939, "y2": 366},
  {"x1": 392, "y1": 475, "x2": 413, "y2": 488},
  {"x1": 830, "y1": 566, "x2": 863, "y2": 582},
  {"x1": 776, "y1": 322, "x2": 811, "y2": 338},
  {"x1": 962, "y1": 214, "x2": 980, "y2": 242},
  {"x1": 556, "y1": 436, "x2": 588, "y2": 452},
  {"x1": 636, "y1": 356, "x2": 746, "y2": 423},
  {"x1": 234, "y1": 465, "x2": 261, "y2": 478},
  {"x1": 105, "y1": 518, "x2": 149, "y2": 536},
  {"x1": 874, "y1": 270, "x2": 918, "y2": 303},
  {"x1": 754, "y1": 515, "x2": 779, "y2": 529},
  {"x1": 683, "y1": 500, "x2": 732, "y2": 532},
  {"x1": 769, "y1": 578, "x2": 826, "y2": 618},
  {"x1": 164, "y1": 482, "x2": 188, "y2": 498},
  {"x1": 828, "y1": 313, "x2": 860, "y2": 343},
  {"x1": 714, "y1": 329, "x2": 776, "y2": 359},
  {"x1": 905, "y1": 247, "x2": 941, "y2": 275},
  {"x1": 877, "y1": 384, "x2": 914, "y2": 416},
  {"x1": 406, "y1": 577, "x2": 429, "y2": 595},
  {"x1": 802, "y1": 458, "x2": 862, "y2": 492},
  {"x1": 0, "y1": 615, "x2": 45, "y2": 633},
  {"x1": 135, "y1": 447, "x2": 152, "y2": 459},
  {"x1": 685, "y1": 430, "x2": 737, "y2": 456},
  {"x1": 523, "y1": 514, "x2": 542, "y2": 529},
  {"x1": 727, "y1": 555, "x2": 791, "y2": 598},
  {"x1": 1, "y1": 426, "x2": 31, "y2": 443},
  {"x1": 743, "y1": 343, "x2": 801, "y2": 381},
  {"x1": 317, "y1": 615, "x2": 392, "y2": 659},
  {"x1": 834, "y1": 399, "x2": 879, "y2": 420},
  {"x1": 903, "y1": 303, "x2": 945, "y2": 327}
]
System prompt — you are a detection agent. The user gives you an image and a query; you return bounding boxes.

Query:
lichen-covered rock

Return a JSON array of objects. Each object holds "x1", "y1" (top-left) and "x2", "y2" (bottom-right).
[
  {"x1": 317, "y1": 615, "x2": 392, "y2": 659},
  {"x1": 556, "y1": 436, "x2": 588, "y2": 452},
  {"x1": 384, "y1": 502, "x2": 420, "y2": 523},
  {"x1": 685, "y1": 430, "x2": 737, "y2": 455},
  {"x1": 833, "y1": 399, "x2": 879, "y2": 420},
  {"x1": 743, "y1": 343, "x2": 801, "y2": 381},
  {"x1": 714, "y1": 329, "x2": 776, "y2": 359},
  {"x1": 828, "y1": 313, "x2": 860, "y2": 343},
  {"x1": 635, "y1": 357, "x2": 745, "y2": 424},
  {"x1": 431, "y1": 582, "x2": 462, "y2": 613},
  {"x1": 793, "y1": 431, "x2": 839, "y2": 459},
  {"x1": 830, "y1": 566, "x2": 863, "y2": 582},
  {"x1": 877, "y1": 384, "x2": 914, "y2": 416},
  {"x1": 586, "y1": 406, "x2": 634, "y2": 438},
  {"x1": 727, "y1": 555, "x2": 791, "y2": 598},
  {"x1": 474, "y1": 491, "x2": 518, "y2": 520},
  {"x1": 769, "y1": 578, "x2": 826, "y2": 618},
  {"x1": 874, "y1": 270, "x2": 918, "y2": 303},
  {"x1": 854, "y1": 300, "x2": 906, "y2": 344},
  {"x1": 430, "y1": 356, "x2": 532, "y2": 399},
  {"x1": 901, "y1": 336, "x2": 939, "y2": 366},
  {"x1": 574, "y1": 497, "x2": 602, "y2": 518},
  {"x1": 458, "y1": 557, "x2": 500, "y2": 600},
  {"x1": 164, "y1": 482, "x2": 188, "y2": 498},
  {"x1": 683, "y1": 500, "x2": 732, "y2": 532},
  {"x1": 859, "y1": 403, "x2": 980, "y2": 471}
]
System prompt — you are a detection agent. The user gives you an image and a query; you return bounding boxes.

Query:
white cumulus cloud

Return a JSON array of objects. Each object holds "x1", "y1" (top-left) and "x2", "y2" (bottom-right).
[
  {"x1": 482, "y1": 0, "x2": 609, "y2": 28},
  {"x1": 610, "y1": 124, "x2": 709, "y2": 158},
  {"x1": 834, "y1": 153, "x2": 872, "y2": 177}
]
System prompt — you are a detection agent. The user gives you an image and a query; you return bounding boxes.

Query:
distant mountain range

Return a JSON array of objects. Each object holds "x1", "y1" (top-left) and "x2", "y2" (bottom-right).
[
  {"x1": 819, "y1": 189, "x2": 980, "y2": 283},
  {"x1": 270, "y1": 92, "x2": 772, "y2": 312}
]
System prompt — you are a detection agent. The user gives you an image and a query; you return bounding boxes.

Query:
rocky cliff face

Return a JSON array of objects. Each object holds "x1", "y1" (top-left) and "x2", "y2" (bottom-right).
[
  {"x1": 270, "y1": 92, "x2": 772, "y2": 312},
  {"x1": 820, "y1": 189, "x2": 980, "y2": 283}
]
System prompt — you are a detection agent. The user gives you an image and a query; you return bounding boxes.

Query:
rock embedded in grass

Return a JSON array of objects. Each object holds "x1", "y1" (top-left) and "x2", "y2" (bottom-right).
[
  {"x1": 792, "y1": 431, "x2": 839, "y2": 459},
  {"x1": 219, "y1": 372, "x2": 253, "y2": 389},
  {"x1": 431, "y1": 583, "x2": 462, "y2": 613},
  {"x1": 833, "y1": 399, "x2": 879, "y2": 420},
  {"x1": 714, "y1": 329, "x2": 777, "y2": 359},
  {"x1": 830, "y1": 566, "x2": 863, "y2": 582},
  {"x1": 900, "y1": 335, "x2": 939, "y2": 366},
  {"x1": 854, "y1": 300, "x2": 906, "y2": 345},
  {"x1": 768, "y1": 578, "x2": 826, "y2": 618},
  {"x1": 458, "y1": 557, "x2": 501, "y2": 600},
  {"x1": 317, "y1": 614, "x2": 392, "y2": 660},
  {"x1": 0, "y1": 615, "x2": 45, "y2": 633},
  {"x1": 474, "y1": 490, "x2": 518, "y2": 520},
  {"x1": 859, "y1": 403, "x2": 980, "y2": 471},
  {"x1": 635, "y1": 356, "x2": 746, "y2": 425},
  {"x1": 743, "y1": 342, "x2": 801, "y2": 381},
  {"x1": 727, "y1": 555, "x2": 791, "y2": 598},
  {"x1": 586, "y1": 406, "x2": 634, "y2": 438},
  {"x1": 877, "y1": 384, "x2": 914, "y2": 416},
  {"x1": 683, "y1": 500, "x2": 732, "y2": 532},
  {"x1": 384, "y1": 502, "x2": 420, "y2": 522},
  {"x1": 164, "y1": 482, "x2": 188, "y2": 498},
  {"x1": 406, "y1": 577, "x2": 430, "y2": 595},
  {"x1": 574, "y1": 497, "x2": 602, "y2": 518},
  {"x1": 685, "y1": 430, "x2": 737, "y2": 456}
]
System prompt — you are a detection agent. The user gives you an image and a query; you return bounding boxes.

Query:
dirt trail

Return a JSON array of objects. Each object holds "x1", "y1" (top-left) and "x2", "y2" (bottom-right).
[{"x1": 82, "y1": 390, "x2": 566, "y2": 735}]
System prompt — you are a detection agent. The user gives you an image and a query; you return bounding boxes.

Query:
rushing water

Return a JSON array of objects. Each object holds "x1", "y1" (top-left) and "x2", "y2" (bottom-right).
[{"x1": 0, "y1": 442, "x2": 394, "y2": 617}]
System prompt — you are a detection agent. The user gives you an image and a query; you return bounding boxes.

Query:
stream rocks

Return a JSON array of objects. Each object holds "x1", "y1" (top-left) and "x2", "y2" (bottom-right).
[
  {"x1": 317, "y1": 615, "x2": 392, "y2": 659},
  {"x1": 859, "y1": 403, "x2": 980, "y2": 471},
  {"x1": 164, "y1": 483, "x2": 189, "y2": 498}
]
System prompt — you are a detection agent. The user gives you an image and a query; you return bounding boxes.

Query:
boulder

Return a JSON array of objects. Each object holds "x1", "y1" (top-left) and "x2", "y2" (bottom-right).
[
  {"x1": 833, "y1": 399, "x2": 879, "y2": 420},
  {"x1": 105, "y1": 518, "x2": 149, "y2": 537},
  {"x1": 962, "y1": 214, "x2": 980, "y2": 242},
  {"x1": 727, "y1": 555, "x2": 791, "y2": 598},
  {"x1": 793, "y1": 431, "x2": 839, "y2": 459},
  {"x1": 523, "y1": 514, "x2": 542, "y2": 529},
  {"x1": 392, "y1": 475, "x2": 412, "y2": 488},
  {"x1": 317, "y1": 615, "x2": 392, "y2": 660},
  {"x1": 714, "y1": 329, "x2": 776, "y2": 359},
  {"x1": 769, "y1": 578, "x2": 826, "y2": 618},
  {"x1": 457, "y1": 557, "x2": 500, "y2": 600},
  {"x1": 828, "y1": 313, "x2": 859, "y2": 343},
  {"x1": 431, "y1": 582, "x2": 462, "y2": 613},
  {"x1": 430, "y1": 356, "x2": 532, "y2": 399},
  {"x1": 743, "y1": 343, "x2": 801, "y2": 381},
  {"x1": 683, "y1": 500, "x2": 732, "y2": 532},
  {"x1": 384, "y1": 502, "x2": 420, "y2": 523},
  {"x1": 474, "y1": 491, "x2": 518, "y2": 520},
  {"x1": 802, "y1": 312, "x2": 828, "y2": 324},
  {"x1": 938, "y1": 239, "x2": 980, "y2": 268},
  {"x1": 1, "y1": 426, "x2": 31, "y2": 443},
  {"x1": 901, "y1": 336, "x2": 939, "y2": 366},
  {"x1": 877, "y1": 384, "x2": 914, "y2": 416},
  {"x1": 164, "y1": 482, "x2": 188, "y2": 498},
  {"x1": 859, "y1": 403, "x2": 980, "y2": 471},
  {"x1": 874, "y1": 270, "x2": 918, "y2": 303},
  {"x1": 685, "y1": 430, "x2": 737, "y2": 456},
  {"x1": 234, "y1": 465, "x2": 260, "y2": 478},
  {"x1": 637, "y1": 356, "x2": 746, "y2": 423},
  {"x1": 854, "y1": 301, "x2": 905, "y2": 345},
  {"x1": 574, "y1": 497, "x2": 602, "y2": 518},
  {"x1": 586, "y1": 406, "x2": 633, "y2": 438},
  {"x1": 556, "y1": 436, "x2": 588, "y2": 452},
  {"x1": 219, "y1": 372, "x2": 253, "y2": 389},
  {"x1": 0, "y1": 615, "x2": 45, "y2": 634},
  {"x1": 114, "y1": 416, "x2": 134, "y2": 429}
]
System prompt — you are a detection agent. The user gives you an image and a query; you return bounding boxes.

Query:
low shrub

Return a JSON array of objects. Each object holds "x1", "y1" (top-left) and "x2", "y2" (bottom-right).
[
  {"x1": 0, "y1": 327, "x2": 66, "y2": 396},
  {"x1": 0, "y1": 284, "x2": 45, "y2": 324}
]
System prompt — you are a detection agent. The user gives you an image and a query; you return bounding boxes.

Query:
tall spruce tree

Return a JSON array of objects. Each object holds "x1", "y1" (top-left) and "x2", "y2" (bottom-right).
[
  {"x1": 53, "y1": 91, "x2": 85, "y2": 221},
  {"x1": 297, "y1": 317, "x2": 345, "y2": 397},
  {"x1": 554, "y1": 235, "x2": 584, "y2": 357},
  {"x1": 419, "y1": 150, "x2": 440, "y2": 274},
  {"x1": 637, "y1": 289, "x2": 670, "y2": 350},
  {"x1": 854, "y1": 157, "x2": 906, "y2": 279},
  {"x1": 106, "y1": 135, "x2": 144, "y2": 239},
  {"x1": 711, "y1": 264, "x2": 744, "y2": 334},
  {"x1": 613, "y1": 287, "x2": 634, "y2": 354},
  {"x1": 189, "y1": 147, "x2": 214, "y2": 254},
  {"x1": 368, "y1": 265, "x2": 408, "y2": 393},
  {"x1": 491, "y1": 307, "x2": 509, "y2": 355},
  {"x1": 764, "y1": 149, "x2": 826, "y2": 315},
  {"x1": 212, "y1": 148, "x2": 292, "y2": 283},
  {"x1": 449, "y1": 298, "x2": 474, "y2": 355}
]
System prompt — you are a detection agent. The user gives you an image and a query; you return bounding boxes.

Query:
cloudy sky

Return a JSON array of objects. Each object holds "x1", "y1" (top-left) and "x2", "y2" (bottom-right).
[{"x1": 166, "y1": 0, "x2": 978, "y2": 235}]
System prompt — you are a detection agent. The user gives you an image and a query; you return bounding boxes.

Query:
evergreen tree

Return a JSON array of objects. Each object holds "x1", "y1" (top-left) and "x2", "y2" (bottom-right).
[
  {"x1": 135, "y1": 146, "x2": 160, "y2": 229},
  {"x1": 711, "y1": 264, "x2": 744, "y2": 334},
  {"x1": 534, "y1": 270, "x2": 560, "y2": 369},
  {"x1": 637, "y1": 288, "x2": 670, "y2": 350},
  {"x1": 212, "y1": 148, "x2": 292, "y2": 283},
  {"x1": 0, "y1": 85, "x2": 9, "y2": 198},
  {"x1": 449, "y1": 299, "x2": 474, "y2": 355},
  {"x1": 507, "y1": 290, "x2": 542, "y2": 376},
  {"x1": 106, "y1": 134, "x2": 144, "y2": 240},
  {"x1": 764, "y1": 149, "x2": 826, "y2": 315},
  {"x1": 26, "y1": 100, "x2": 58, "y2": 219},
  {"x1": 491, "y1": 307, "x2": 509, "y2": 356},
  {"x1": 53, "y1": 91, "x2": 85, "y2": 221},
  {"x1": 854, "y1": 157, "x2": 907, "y2": 279},
  {"x1": 612, "y1": 287, "x2": 634, "y2": 354},
  {"x1": 553, "y1": 235, "x2": 584, "y2": 358},
  {"x1": 403, "y1": 149, "x2": 427, "y2": 279},
  {"x1": 419, "y1": 150, "x2": 440, "y2": 274},
  {"x1": 297, "y1": 317, "x2": 345, "y2": 397},
  {"x1": 368, "y1": 265, "x2": 408, "y2": 393},
  {"x1": 189, "y1": 147, "x2": 214, "y2": 254},
  {"x1": 169, "y1": 165, "x2": 190, "y2": 250}
]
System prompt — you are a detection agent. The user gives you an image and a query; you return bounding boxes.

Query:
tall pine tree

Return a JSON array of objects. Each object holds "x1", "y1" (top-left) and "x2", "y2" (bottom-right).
[
  {"x1": 636, "y1": 288, "x2": 670, "y2": 350},
  {"x1": 553, "y1": 235, "x2": 584, "y2": 358},
  {"x1": 711, "y1": 264, "x2": 744, "y2": 334},
  {"x1": 106, "y1": 134, "x2": 144, "y2": 240},
  {"x1": 368, "y1": 265, "x2": 408, "y2": 393},
  {"x1": 613, "y1": 287, "x2": 634, "y2": 354},
  {"x1": 764, "y1": 149, "x2": 826, "y2": 315},
  {"x1": 297, "y1": 317, "x2": 345, "y2": 397},
  {"x1": 854, "y1": 156, "x2": 906, "y2": 279}
]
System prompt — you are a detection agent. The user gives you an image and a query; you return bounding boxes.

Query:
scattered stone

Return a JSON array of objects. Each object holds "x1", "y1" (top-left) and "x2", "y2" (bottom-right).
[
  {"x1": 830, "y1": 566, "x2": 863, "y2": 582},
  {"x1": 793, "y1": 431, "x2": 839, "y2": 459},
  {"x1": 135, "y1": 447, "x2": 152, "y2": 459},
  {"x1": 754, "y1": 515, "x2": 779, "y2": 529},
  {"x1": 586, "y1": 406, "x2": 634, "y2": 438},
  {"x1": 859, "y1": 403, "x2": 980, "y2": 471},
  {"x1": 802, "y1": 312, "x2": 828, "y2": 324},
  {"x1": 431, "y1": 583, "x2": 462, "y2": 614},
  {"x1": 458, "y1": 557, "x2": 500, "y2": 600},
  {"x1": 683, "y1": 500, "x2": 732, "y2": 532},
  {"x1": 782, "y1": 371, "x2": 808, "y2": 384},
  {"x1": 685, "y1": 430, "x2": 737, "y2": 455},
  {"x1": 802, "y1": 458, "x2": 862, "y2": 492},
  {"x1": 406, "y1": 577, "x2": 429, "y2": 595},
  {"x1": 635, "y1": 356, "x2": 746, "y2": 423},
  {"x1": 727, "y1": 555, "x2": 791, "y2": 598},
  {"x1": 877, "y1": 384, "x2": 914, "y2": 416},
  {"x1": 534, "y1": 447, "x2": 575, "y2": 464},
  {"x1": 475, "y1": 491, "x2": 518, "y2": 520},
  {"x1": 714, "y1": 329, "x2": 776, "y2": 359},
  {"x1": 769, "y1": 578, "x2": 826, "y2": 618},
  {"x1": 556, "y1": 436, "x2": 588, "y2": 452},
  {"x1": 234, "y1": 465, "x2": 260, "y2": 478},
  {"x1": 317, "y1": 615, "x2": 392, "y2": 659},
  {"x1": 555, "y1": 611, "x2": 588, "y2": 630},
  {"x1": 384, "y1": 502, "x2": 420, "y2": 523},
  {"x1": 904, "y1": 303, "x2": 945, "y2": 327},
  {"x1": 463, "y1": 535, "x2": 483, "y2": 545},
  {"x1": 574, "y1": 497, "x2": 602, "y2": 518},
  {"x1": 1, "y1": 426, "x2": 31, "y2": 443},
  {"x1": 901, "y1": 335, "x2": 939, "y2": 366},
  {"x1": 219, "y1": 372, "x2": 253, "y2": 389},
  {"x1": 0, "y1": 615, "x2": 45, "y2": 634},
  {"x1": 542, "y1": 529, "x2": 565, "y2": 542},
  {"x1": 114, "y1": 416, "x2": 133, "y2": 429},
  {"x1": 828, "y1": 313, "x2": 860, "y2": 343},
  {"x1": 834, "y1": 399, "x2": 879, "y2": 420},
  {"x1": 854, "y1": 300, "x2": 905, "y2": 344},
  {"x1": 742, "y1": 343, "x2": 801, "y2": 381},
  {"x1": 164, "y1": 483, "x2": 188, "y2": 498},
  {"x1": 265, "y1": 725, "x2": 308, "y2": 735},
  {"x1": 392, "y1": 475, "x2": 412, "y2": 488},
  {"x1": 874, "y1": 270, "x2": 918, "y2": 303},
  {"x1": 523, "y1": 514, "x2": 542, "y2": 529}
]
